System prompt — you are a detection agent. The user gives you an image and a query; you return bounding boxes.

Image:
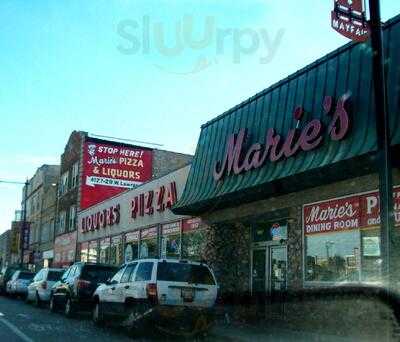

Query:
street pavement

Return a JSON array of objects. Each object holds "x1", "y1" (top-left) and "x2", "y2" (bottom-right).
[{"x1": 0, "y1": 295, "x2": 387, "y2": 342}]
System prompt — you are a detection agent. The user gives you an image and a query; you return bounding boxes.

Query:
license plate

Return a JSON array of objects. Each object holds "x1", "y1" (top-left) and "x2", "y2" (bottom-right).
[{"x1": 181, "y1": 288, "x2": 194, "y2": 302}]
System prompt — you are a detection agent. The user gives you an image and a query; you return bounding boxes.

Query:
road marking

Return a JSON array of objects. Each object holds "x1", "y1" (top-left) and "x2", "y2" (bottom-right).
[
  {"x1": 0, "y1": 317, "x2": 34, "y2": 342},
  {"x1": 17, "y1": 313, "x2": 29, "y2": 319}
]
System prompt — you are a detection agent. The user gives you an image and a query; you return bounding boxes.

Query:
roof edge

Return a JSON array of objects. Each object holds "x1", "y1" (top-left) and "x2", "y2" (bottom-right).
[{"x1": 201, "y1": 13, "x2": 400, "y2": 130}]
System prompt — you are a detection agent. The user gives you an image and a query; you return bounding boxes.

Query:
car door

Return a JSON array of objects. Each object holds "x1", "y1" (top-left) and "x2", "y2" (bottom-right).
[
  {"x1": 131, "y1": 261, "x2": 154, "y2": 300},
  {"x1": 9, "y1": 271, "x2": 19, "y2": 293},
  {"x1": 102, "y1": 267, "x2": 125, "y2": 315},
  {"x1": 66, "y1": 265, "x2": 80, "y2": 300},
  {"x1": 53, "y1": 267, "x2": 72, "y2": 303},
  {"x1": 28, "y1": 270, "x2": 43, "y2": 300},
  {"x1": 115, "y1": 263, "x2": 137, "y2": 315}
]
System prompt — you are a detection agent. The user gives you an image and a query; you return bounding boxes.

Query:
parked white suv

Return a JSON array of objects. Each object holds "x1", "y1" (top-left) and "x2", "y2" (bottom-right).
[
  {"x1": 26, "y1": 268, "x2": 64, "y2": 306},
  {"x1": 92, "y1": 259, "x2": 218, "y2": 336}
]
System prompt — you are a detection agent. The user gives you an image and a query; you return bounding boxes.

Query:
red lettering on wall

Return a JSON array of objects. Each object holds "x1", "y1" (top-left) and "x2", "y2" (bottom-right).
[
  {"x1": 214, "y1": 94, "x2": 351, "y2": 181},
  {"x1": 130, "y1": 182, "x2": 177, "y2": 220},
  {"x1": 81, "y1": 203, "x2": 121, "y2": 234}
]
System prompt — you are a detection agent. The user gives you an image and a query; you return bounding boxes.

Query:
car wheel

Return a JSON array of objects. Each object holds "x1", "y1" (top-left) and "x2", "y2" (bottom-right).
[
  {"x1": 64, "y1": 297, "x2": 74, "y2": 318},
  {"x1": 34, "y1": 292, "x2": 42, "y2": 308},
  {"x1": 49, "y1": 294, "x2": 57, "y2": 312},
  {"x1": 125, "y1": 302, "x2": 151, "y2": 338},
  {"x1": 24, "y1": 292, "x2": 31, "y2": 303},
  {"x1": 92, "y1": 302, "x2": 104, "y2": 326}
]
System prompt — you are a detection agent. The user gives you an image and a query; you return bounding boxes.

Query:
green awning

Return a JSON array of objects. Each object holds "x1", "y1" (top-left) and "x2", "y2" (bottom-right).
[{"x1": 173, "y1": 15, "x2": 400, "y2": 215}]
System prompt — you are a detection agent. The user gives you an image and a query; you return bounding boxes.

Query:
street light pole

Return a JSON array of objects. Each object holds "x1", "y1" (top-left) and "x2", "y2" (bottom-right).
[{"x1": 368, "y1": 0, "x2": 395, "y2": 288}]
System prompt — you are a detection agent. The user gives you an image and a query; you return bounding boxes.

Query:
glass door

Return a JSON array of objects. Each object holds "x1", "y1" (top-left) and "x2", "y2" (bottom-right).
[
  {"x1": 252, "y1": 249, "x2": 266, "y2": 294},
  {"x1": 269, "y1": 246, "x2": 287, "y2": 293}
]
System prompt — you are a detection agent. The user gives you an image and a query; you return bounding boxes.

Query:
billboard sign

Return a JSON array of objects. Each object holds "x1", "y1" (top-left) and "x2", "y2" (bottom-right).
[
  {"x1": 80, "y1": 141, "x2": 153, "y2": 209},
  {"x1": 54, "y1": 231, "x2": 77, "y2": 267},
  {"x1": 331, "y1": 0, "x2": 370, "y2": 42}
]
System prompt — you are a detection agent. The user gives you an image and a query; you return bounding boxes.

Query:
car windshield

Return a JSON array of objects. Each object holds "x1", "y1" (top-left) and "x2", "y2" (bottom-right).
[
  {"x1": 157, "y1": 262, "x2": 215, "y2": 285},
  {"x1": 47, "y1": 271, "x2": 63, "y2": 281},
  {"x1": 81, "y1": 266, "x2": 117, "y2": 283},
  {"x1": 18, "y1": 272, "x2": 34, "y2": 280}
]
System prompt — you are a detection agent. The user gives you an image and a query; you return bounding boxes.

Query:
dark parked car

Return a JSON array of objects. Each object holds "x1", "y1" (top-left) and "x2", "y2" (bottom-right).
[
  {"x1": 0, "y1": 266, "x2": 20, "y2": 294},
  {"x1": 49, "y1": 262, "x2": 117, "y2": 317}
]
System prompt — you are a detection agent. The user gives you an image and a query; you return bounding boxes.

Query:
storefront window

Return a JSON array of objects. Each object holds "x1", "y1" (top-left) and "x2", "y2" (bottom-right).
[
  {"x1": 125, "y1": 231, "x2": 139, "y2": 263},
  {"x1": 110, "y1": 235, "x2": 123, "y2": 266},
  {"x1": 305, "y1": 230, "x2": 361, "y2": 282},
  {"x1": 181, "y1": 218, "x2": 207, "y2": 261},
  {"x1": 88, "y1": 240, "x2": 98, "y2": 263},
  {"x1": 304, "y1": 195, "x2": 384, "y2": 284},
  {"x1": 360, "y1": 228, "x2": 382, "y2": 282},
  {"x1": 139, "y1": 226, "x2": 158, "y2": 258},
  {"x1": 80, "y1": 242, "x2": 89, "y2": 262},
  {"x1": 99, "y1": 237, "x2": 111, "y2": 264},
  {"x1": 161, "y1": 221, "x2": 181, "y2": 259}
]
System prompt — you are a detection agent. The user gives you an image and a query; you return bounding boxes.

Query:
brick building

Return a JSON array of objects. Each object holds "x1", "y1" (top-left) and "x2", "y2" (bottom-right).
[
  {"x1": 22, "y1": 165, "x2": 60, "y2": 269},
  {"x1": 173, "y1": 15, "x2": 400, "y2": 299},
  {"x1": 0, "y1": 229, "x2": 11, "y2": 268},
  {"x1": 54, "y1": 131, "x2": 192, "y2": 267},
  {"x1": 9, "y1": 219, "x2": 23, "y2": 265}
]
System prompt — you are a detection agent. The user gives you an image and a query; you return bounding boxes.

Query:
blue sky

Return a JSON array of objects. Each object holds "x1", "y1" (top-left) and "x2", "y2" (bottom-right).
[{"x1": 1, "y1": 0, "x2": 400, "y2": 233}]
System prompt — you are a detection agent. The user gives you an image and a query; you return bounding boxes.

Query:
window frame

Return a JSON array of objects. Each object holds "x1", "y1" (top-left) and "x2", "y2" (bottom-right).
[
  {"x1": 134, "y1": 262, "x2": 154, "y2": 282},
  {"x1": 34, "y1": 269, "x2": 45, "y2": 282},
  {"x1": 71, "y1": 162, "x2": 79, "y2": 189},
  {"x1": 110, "y1": 267, "x2": 125, "y2": 283},
  {"x1": 68, "y1": 205, "x2": 76, "y2": 231},
  {"x1": 302, "y1": 194, "x2": 384, "y2": 287},
  {"x1": 58, "y1": 210, "x2": 66, "y2": 234},
  {"x1": 121, "y1": 263, "x2": 137, "y2": 283},
  {"x1": 61, "y1": 268, "x2": 71, "y2": 282},
  {"x1": 60, "y1": 171, "x2": 69, "y2": 195}
]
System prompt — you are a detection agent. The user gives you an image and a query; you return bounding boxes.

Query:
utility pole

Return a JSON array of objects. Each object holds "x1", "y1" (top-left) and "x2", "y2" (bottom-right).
[
  {"x1": 368, "y1": 0, "x2": 395, "y2": 288},
  {"x1": 20, "y1": 180, "x2": 29, "y2": 268}
]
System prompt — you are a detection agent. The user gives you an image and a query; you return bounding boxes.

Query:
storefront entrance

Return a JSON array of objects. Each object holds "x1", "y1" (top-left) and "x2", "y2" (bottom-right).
[{"x1": 251, "y1": 245, "x2": 287, "y2": 294}]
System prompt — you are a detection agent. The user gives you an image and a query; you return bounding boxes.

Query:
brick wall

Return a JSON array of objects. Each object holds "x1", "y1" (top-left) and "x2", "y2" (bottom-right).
[{"x1": 152, "y1": 149, "x2": 192, "y2": 178}]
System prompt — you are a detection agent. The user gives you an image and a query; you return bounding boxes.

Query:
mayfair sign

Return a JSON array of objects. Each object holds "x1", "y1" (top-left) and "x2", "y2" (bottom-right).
[
  {"x1": 214, "y1": 93, "x2": 351, "y2": 181},
  {"x1": 331, "y1": 0, "x2": 370, "y2": 42}
]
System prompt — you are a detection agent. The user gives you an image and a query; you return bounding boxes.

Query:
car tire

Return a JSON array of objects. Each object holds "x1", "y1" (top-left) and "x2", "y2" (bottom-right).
[
  {"x1": 92, "y1": 302, "x2": 104, "y2": 326},
  {"x1": 34, "y1": 292, "x2": 42, "y2": 308},
  {"x1": 64, "y1": 297, "x2": 74, "y2": 318},
  {"x1": 49, "y1": 294, "x2": 57, "y2": 313},
  {"x1": 126, "y1": 302, "x2": 151, "y2": 338},
  {"x1": 25, "y1": 292, "x2": 31, "y2": 303}
]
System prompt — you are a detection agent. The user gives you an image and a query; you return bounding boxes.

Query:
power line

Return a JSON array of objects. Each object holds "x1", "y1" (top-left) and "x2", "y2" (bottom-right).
[
  {"x1": 88, "y1": 133, "x2": 164, "y2": 147},
  {"x1": 0, "y1": 180, "x2": 26, "y2": 185}
]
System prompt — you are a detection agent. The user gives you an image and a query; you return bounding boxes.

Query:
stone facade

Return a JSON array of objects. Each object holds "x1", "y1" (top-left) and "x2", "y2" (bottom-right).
[{"x1": 201, "y1": 169, "x2": 400, "y2": 294}]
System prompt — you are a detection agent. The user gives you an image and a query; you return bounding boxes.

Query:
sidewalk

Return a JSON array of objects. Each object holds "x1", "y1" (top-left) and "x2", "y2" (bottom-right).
[{"x1": 212, "y1": 322, "x2": 387, "y2": 342}]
